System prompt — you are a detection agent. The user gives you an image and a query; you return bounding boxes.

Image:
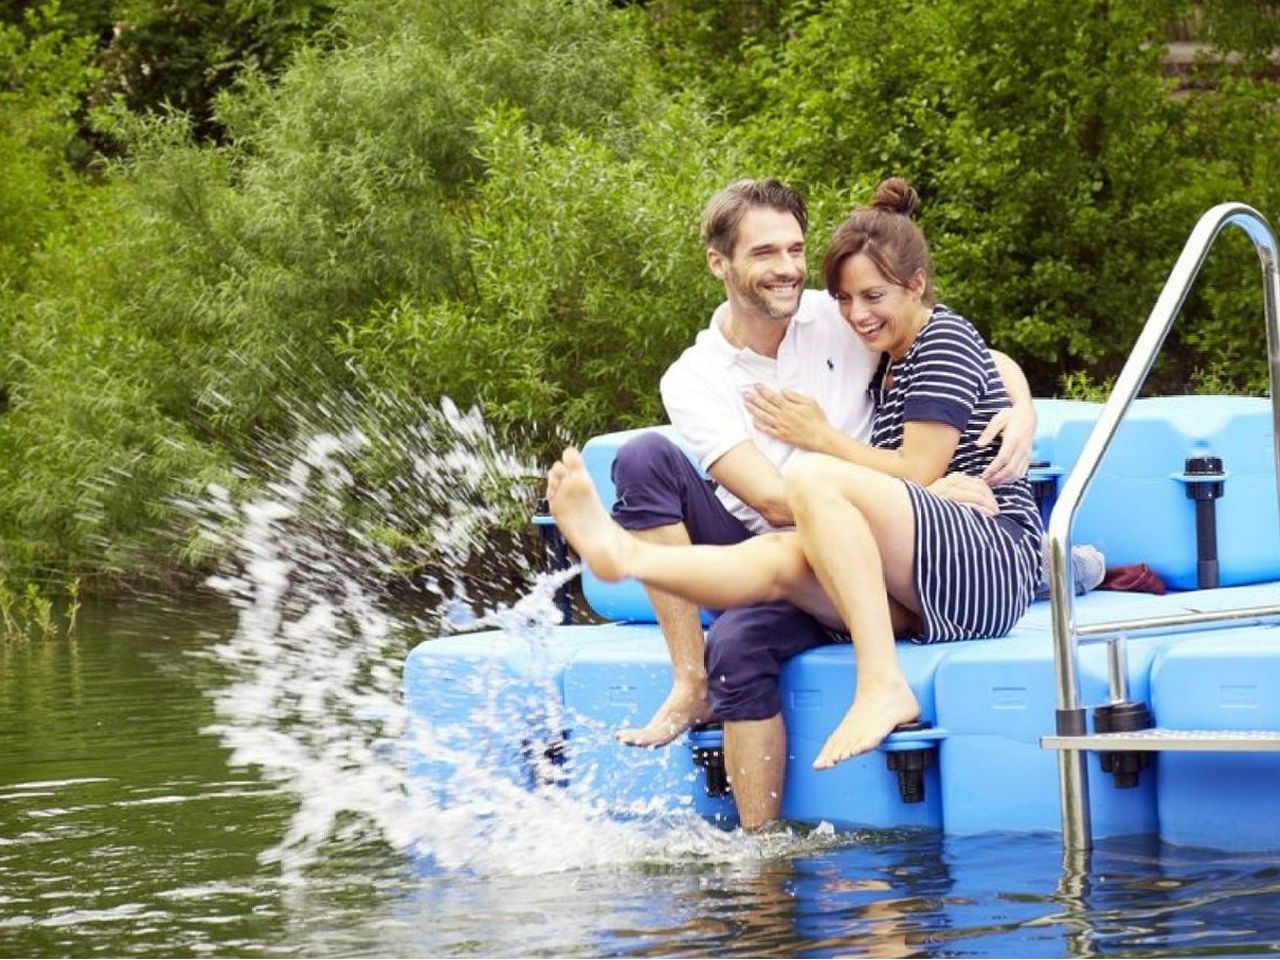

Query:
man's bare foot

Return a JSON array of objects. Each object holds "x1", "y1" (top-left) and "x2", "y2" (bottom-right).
[
  {"x1": 546, "y1": 448, "x2": 633, "y2": 582},
  {"x1": 616, "y1": 683, "x2": 712, "y2": 747},
  {"x1": 813, "y1": 675, "x2": 920, "y2": 770}
]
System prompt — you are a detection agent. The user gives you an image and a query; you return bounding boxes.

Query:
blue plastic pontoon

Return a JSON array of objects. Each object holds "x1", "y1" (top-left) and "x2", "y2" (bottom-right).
[{"x1": 404, "y1": 203, "x2": 1280, "y2": 852}]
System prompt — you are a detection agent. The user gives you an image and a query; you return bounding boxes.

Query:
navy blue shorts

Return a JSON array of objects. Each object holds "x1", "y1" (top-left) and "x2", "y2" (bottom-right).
[{"x1": 610, "y1": 432, "x2": 833, "y2": 721}]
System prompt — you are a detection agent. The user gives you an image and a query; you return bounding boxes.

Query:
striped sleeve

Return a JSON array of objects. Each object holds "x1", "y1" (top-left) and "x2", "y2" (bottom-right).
[{"x1": 902, "y1": 314, "x2": 988, "y2": 431}]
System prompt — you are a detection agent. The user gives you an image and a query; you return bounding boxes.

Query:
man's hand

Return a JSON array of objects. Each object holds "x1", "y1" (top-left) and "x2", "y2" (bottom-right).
[
  {"x1": 928, "y1": 472, "x2": 999, "y2": 516},
  {"x1": 745, "y1": 385, "x2": 832, "y2": 451},
  {"x1": 976, "y1": 404, "x2": 1035, "y2": 486}
]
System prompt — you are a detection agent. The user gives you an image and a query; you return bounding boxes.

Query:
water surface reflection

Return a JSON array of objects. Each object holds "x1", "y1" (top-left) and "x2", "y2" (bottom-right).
[{"x1": 3, "y1": 601, "x2": 1280, "y2": 958}]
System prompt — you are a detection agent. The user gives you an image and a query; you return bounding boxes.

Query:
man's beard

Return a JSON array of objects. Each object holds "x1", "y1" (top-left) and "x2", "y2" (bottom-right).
[{"x1": 729, "y1": 268, "x2": 803, "y2": 321}]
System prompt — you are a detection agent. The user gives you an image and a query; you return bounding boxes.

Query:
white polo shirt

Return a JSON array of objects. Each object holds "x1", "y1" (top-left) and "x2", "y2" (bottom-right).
[{"x1": 660, "y1": 289, "x2": 879, "y2": 534}]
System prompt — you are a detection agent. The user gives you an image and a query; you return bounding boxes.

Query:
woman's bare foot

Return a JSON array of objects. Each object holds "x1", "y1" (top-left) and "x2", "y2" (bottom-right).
[
  {"x1": 813, "y1": 674, "x2": 920, "y2": 770},
  {"x1": 546, "y1": 448, "x2": 634, "y2": 582},
  {"x1": 617, "y1": 683, "x2": 712, "y2": 747}
]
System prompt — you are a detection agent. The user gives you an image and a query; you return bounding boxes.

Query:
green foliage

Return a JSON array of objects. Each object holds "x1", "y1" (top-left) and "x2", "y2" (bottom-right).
[
  {"x1": 0, "y1": 2, "x2": 97, "y2": 290},
  {"x1": 637, "y1": 0, "x2": 803, "y2": 112},
  {"x1": 3, "y1": 0, "x2": 339, "y2": 148},
  {"x1": 1194, "y1": 0, "x2": 1280, "y2": 68},
  {"x1": 1059, "y1": 370, "x2": 1117, "y2": 402},
  {"x1": 734, "y1": 0, "x2": 1261, "y2": 395},
  {"x1": 0, "y1": 578, "x2": 78, "y2": 642},
  {"x1": 1164, "y1": 73, "x2": 1280, "y2": 397},
  {"x1": 336, "y1": 100, "x2": 746, "y2": 443},
  {"x1": 3, "y1": 0, "x2": 1280, "y2": 590},
  {"x1": 0, "y1": 0, "x2": 683, "y2": 584},
  {"x1": 81, "y1": 0, "x2": 338, "y2": 144}
]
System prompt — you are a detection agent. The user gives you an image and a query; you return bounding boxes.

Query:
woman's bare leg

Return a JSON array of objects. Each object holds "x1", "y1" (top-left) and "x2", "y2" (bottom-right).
[
  {"x1": 547, "y1": 448, "x2": 842, "y2": 625},
  {"x1": 550, "y1": 447, "x2": 931, "y2": 769},
  {"x1": 784, "y1": 455, "x2": 925, "y2": 769}
]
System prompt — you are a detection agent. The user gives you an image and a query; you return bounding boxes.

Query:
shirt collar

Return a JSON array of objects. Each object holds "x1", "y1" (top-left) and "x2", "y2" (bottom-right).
[
  {"x1": 790, "y1": 291, "x2": 817, "y2": 325},
  {"x1": 702, "y1": 297, "x2": 809, "y2": 368}
]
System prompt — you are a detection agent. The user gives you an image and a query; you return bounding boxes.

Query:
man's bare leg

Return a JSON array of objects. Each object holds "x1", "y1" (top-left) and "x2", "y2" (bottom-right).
[
  {"x1": 724, "y1": 714, "x2": 786, "y2": 829},
  {"x1": 617, "y1": 524, "x2": 712, "y2": 747}
]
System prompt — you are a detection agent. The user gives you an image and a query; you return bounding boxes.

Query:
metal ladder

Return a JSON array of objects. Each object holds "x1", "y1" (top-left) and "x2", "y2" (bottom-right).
[{"x1": 1038, "y1": 202, "x2": 1280, "y2": 851}]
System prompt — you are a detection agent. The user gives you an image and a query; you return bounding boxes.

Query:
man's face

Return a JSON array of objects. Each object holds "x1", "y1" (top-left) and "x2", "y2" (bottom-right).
[{"x1": 711, "y1": 206, "x2": 806, "y2": 321}]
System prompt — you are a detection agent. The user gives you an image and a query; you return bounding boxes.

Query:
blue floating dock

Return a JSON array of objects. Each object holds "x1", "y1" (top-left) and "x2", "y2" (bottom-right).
[
  {"x1": 1151, "y1": 623, "x2": 1280, "y2": 849},
  {"x1": 404, "y1": 396, "x2": 1280, "y2": 849}
]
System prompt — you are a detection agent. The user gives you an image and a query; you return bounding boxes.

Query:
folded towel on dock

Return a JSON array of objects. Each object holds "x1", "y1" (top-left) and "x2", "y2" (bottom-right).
[{"x1": 1098, "y1": 563, "x2": 1167, "y2": 595}]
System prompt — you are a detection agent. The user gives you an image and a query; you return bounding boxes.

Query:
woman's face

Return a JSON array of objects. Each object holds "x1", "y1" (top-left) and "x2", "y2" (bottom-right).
[{"x1": 833, "y1": 253, "x2": 928, "y2": 360}]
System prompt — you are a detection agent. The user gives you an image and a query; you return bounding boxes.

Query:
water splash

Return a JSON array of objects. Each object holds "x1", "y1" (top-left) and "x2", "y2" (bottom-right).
[{"x1": 192, "y1": 392, "x2": 841, "y2": 882}]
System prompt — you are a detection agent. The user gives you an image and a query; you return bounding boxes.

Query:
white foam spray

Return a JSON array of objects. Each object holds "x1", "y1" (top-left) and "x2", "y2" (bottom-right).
[{"x1": 191, "y1": 393, "x2": 827, "y2": 882}]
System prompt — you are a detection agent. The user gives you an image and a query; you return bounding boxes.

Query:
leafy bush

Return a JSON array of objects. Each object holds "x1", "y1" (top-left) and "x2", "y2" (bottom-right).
[
  {"x1": 728, "y1": 0, "x2": 1277, "y2": 395},
  {"x1": 336, "y1": 101, "x2": 749, "y2": 443},
  {"x1": 95, "y1": 0, "x2": 337, "y2": 142},
  {"x1": 0, "y1": 4, "x2": 97, "y2": 290},
  {"x1": 4, "y1": 0, "x2": 1280, "y2": 590},
  {"x1": 0, "y1": 0, "x2": 692, "y2": 584}
]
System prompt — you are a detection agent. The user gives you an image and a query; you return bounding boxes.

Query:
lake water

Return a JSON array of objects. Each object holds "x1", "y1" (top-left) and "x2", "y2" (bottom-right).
[
  {"x1": 4, "y1": 597, "x2": 1280, "y2": 958},
  {"x1": 6, "y1": 401, "x2": 1280, "y2": 958}
]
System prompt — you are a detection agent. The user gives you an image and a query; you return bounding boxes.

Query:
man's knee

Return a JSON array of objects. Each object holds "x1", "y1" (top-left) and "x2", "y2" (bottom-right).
[
  {"x1": 611, "y1": 431, "x2": 706, "y2": 533},
  {"x1": 611, "y1": 431, "x2": 687, "y2": 489},
  {"x1": 705, "y1": 617, "x2": 781, "y2": 722}
]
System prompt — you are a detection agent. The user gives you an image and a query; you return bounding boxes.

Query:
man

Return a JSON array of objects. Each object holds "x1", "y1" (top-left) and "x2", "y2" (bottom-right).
[{"x1": 606, "y1": 178, "x2": 1034, "y2": 828}]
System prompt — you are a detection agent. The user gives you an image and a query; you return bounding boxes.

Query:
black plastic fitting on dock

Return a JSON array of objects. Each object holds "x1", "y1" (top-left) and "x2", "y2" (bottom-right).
[
  {"x1": 522, "y1": 729, "x2": 572, "y2": 789},
  {"x1": 1029, "y1": 460, "x2": 1057, "y2": 522},
  {"x1": 1056, "y1": 707, "x2": 1087, "y2": 736},
  {"x1": 1093, "y1": 700, "x2": 1154, "y2": 789},
  {"x1": 689, "y1": 723, "x2": 731, "y2": 798},
  {"x1": 1184, "y1": 455, "x2": 1224, "y2": 590},
  {"x1": 535, "y1": 498, "x2": 573, "y2": 624},
  {"x1": 885, "y1": 720, "x2": 936, "y2": 804}
]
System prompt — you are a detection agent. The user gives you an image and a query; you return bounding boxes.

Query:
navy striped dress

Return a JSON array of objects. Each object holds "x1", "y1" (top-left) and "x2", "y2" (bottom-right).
[{"x1": 869, "y1": 304, "x2": 1043, "y2": 642}]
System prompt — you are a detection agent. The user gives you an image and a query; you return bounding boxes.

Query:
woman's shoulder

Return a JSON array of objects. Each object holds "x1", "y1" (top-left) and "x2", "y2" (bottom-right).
[
  {"x1": 921, "y1": 304, "x2": 986, "y2": 352},
  {"x1": 927, "y1": 303, "x2": 978, "y2": 333}
]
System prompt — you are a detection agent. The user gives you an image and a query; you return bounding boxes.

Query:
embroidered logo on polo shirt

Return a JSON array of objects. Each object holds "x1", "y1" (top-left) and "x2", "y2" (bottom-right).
[{"x1": 826, "y1": 358, "x2": 835, "y2": 370}]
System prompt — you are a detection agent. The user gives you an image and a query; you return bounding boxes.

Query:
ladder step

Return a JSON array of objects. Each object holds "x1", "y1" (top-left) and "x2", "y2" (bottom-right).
[{"x1": 1042, "y1": 727, "x2": 1280, "y2": 753}]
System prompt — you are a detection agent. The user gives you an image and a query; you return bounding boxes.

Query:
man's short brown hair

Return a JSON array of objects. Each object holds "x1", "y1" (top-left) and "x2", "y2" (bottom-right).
[{"x1": 700, "y1": 178, "x2": 808, "y2": 257}]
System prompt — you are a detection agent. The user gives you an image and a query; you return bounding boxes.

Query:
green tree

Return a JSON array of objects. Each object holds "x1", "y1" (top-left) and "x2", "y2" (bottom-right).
[
  {"x1": 736, "y1": 0, "x2": 1274, "y2": 395},
  {"x1": 0, "y1": 3, "x2": 97, "y2": 290},
  {"x1": 335, "y1": 100, "x2": 748, "y2": 442},
  {"x1": 2, "y1": 0, "x2": 338, "y2": 145},
  {"x1": 90, "y1": 0, "x2": 337, "y2": 143},
  {"x1": 0, "y1": 0, "x2": 689, "y2": 585}
]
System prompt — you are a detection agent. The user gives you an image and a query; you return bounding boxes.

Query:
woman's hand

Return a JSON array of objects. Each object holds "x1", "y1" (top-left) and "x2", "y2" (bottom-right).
[
  {"x1": 928, "y1": 472, "x2": 999, "y2": 516},
  {"x1": 745, "y1": 385, "x2": 832, "y2": 451}
]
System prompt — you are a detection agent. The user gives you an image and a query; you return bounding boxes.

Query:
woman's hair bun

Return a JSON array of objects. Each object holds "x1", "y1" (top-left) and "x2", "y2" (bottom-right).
[{"x1": 870, "y1": 177, "x2": 919, "y2": 218}]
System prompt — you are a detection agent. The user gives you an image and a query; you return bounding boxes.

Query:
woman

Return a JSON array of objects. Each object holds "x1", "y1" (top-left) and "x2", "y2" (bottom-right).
[{"x1": 547, "y1": 177, "x2": 1042, "y2": 771}]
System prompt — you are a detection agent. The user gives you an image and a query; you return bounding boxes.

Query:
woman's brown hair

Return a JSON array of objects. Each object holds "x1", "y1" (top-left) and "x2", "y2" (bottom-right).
[{"x1": 822, "y1": 177, "x2": 935, "y2": 302}]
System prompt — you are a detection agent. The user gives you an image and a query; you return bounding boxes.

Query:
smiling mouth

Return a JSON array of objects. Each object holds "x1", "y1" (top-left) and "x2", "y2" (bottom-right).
[
  {"x1": 763, "y1": 281, "x2": 801, "y2": 297},
  {"x1": 855, "y1": 319, "x2": 887, "y2": 338}
]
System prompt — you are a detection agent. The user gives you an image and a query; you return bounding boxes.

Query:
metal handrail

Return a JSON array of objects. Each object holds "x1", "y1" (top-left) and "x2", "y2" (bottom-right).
[
  {"x1": 1075, "y1": 603, "x2": 1280, "y2": 641},
  {"x1": 1045, "y1": 202, "x2": 1280, "y2": 851}
]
